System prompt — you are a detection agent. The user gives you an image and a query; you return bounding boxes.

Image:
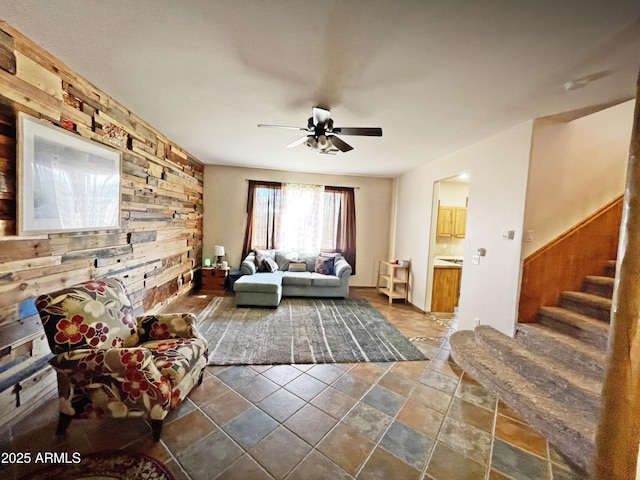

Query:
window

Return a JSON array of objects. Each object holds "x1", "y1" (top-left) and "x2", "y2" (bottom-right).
[
  {"x1": 248, "y1": 181, "x2": 281, "y2": 251},
  {"x1": 242, "y1": 181, "x2": 356, "y2": 273}
]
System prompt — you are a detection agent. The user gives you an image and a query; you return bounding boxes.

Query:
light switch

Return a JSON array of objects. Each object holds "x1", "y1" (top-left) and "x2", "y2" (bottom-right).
[
  {"x1": 501, "y1": 229, "x2": 515, "y2": 240},
  {"x1": 472, "y1": 254, "x2": 480, "y2": 265}
]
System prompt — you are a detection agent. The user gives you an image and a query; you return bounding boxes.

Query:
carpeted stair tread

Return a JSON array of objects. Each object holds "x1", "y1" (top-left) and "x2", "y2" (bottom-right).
[
  {"x1": 604, "y1": 260, "x2": 617, "y2": 278},
  {"x1": 538, "y1": 306, "x2": 609, "y2": 350},
  {"x1": 583, "y1": 275, "x2": 615, "y2": 298},
  {"x1": 558, "y1": 291, "x2": 612, "y2": 323},
  {"x1": 450, "y1": 330, "x2": 595, "y2": 475},
  {"x1": 515, "y1": 323, "x2": 606, "y2": 380},
  {"x1": 560, "y1": 291, "x2": 612, "y2": 311},
  {"x1": 473, "y1": 326, "x2": 601, "y2": 412}
]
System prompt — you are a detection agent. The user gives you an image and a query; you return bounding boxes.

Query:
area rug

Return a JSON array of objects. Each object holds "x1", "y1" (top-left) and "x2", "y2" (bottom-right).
[
  {"x1": 21, "y1": 451, "x2": 174, "y2": 480},
  {"x1": 196, "y1": 297, "x2": 427, "y2": 365}
]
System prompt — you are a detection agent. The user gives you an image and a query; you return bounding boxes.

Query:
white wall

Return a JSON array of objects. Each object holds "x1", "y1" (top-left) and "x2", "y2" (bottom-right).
[
  {"x1": 394, "y1": 121, "x2": 534, "y2": 336},
  {"x1": 439, "y1": 181, "x2": 469, "y2": 207},
  {"x1": 458, "y1": 122, "x2": 533, "y2": 335},
  {"x1": 203, "y1": 165, "x2": 394, "y2": 287},
  {"x1": 522, "y1": 100, "x2": 634, "y2": 257}
]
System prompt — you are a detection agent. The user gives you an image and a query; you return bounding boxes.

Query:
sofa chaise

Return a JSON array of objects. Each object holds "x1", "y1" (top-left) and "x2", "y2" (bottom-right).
[{"x1": 233, "y1": 250, "x2": 352, "y2": 306}]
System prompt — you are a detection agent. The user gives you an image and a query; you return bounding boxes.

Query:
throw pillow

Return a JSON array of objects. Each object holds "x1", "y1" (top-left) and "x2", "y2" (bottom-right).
[
  {"x1": 275, "y1": 251, "x2": 298, "y2": 271},
  {"x1": 255, "y1": 249, "x2": 274, "y2": 272},
  {"x1": 288, "y1": 261, "x2": 306, "y2": 272},
  {"x1": 262, "y1": 257, "x2": 279, "y2": 273},
  {"x1": 299, "y1": 252, "x2": 317, "y2": 272},
  {"x1": 254, "y1": 249, "x2": 267, "y2": 265},
  {"x1": 315, "y1": 255, "x2": 335, "y2": 275}
]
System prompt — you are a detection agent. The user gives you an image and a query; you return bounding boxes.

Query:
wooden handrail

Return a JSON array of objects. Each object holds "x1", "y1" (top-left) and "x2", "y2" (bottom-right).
[
  {"x1": 518, "y1": 195, "x2": 623, "y2": 323},
  {"x1": 593, "y1": 66, "x2": 640, "y2": 480}
]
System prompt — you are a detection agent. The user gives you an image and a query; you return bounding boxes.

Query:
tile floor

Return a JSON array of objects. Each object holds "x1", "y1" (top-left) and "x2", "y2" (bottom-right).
[{"x1": 1, "y1": 288, "x2": 586, "y2": 480}]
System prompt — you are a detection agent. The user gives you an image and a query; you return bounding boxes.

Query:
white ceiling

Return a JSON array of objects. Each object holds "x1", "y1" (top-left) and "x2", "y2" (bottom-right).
[{"x1": 2, "y1": 1, "x2": 639, "y2": 177}]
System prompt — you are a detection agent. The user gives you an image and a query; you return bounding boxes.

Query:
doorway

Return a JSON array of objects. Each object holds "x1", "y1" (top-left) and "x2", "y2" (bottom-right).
[{"x1": 429, "y1": 173, "x2": 469, "y2": 313}]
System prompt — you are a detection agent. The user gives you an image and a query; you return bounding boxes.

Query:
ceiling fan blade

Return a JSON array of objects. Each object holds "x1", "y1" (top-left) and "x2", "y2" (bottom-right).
[
  {"x1": 329, "y1": 135, "x2": 353, "y2": 152},
  {"x1": 312, "y1": 107, "x2": 331, "y2": 126},
  {"x1": 258, "y1": 124, "x2": 310, "y2": 132},
  {"x1": 332, "y1": 127, "x2": 382, "y2": 136},
  {"x1": 285, "y1": 136, "x2": 310, "y2": 148}
]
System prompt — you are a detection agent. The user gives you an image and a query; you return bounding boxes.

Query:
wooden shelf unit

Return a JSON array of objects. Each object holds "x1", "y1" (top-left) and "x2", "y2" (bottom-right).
[{"x1": 376, "y1": 261, "x2": 410, "y2": 304}]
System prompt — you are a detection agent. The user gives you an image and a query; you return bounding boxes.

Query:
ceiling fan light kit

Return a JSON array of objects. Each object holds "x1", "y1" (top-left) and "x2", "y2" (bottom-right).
[
  {"x1": 258, "y1": 107, "x2": 382, "y2": 154},
  {"x1": 305, "y1": 135, "x2": 317, "y2": 149},
  {"x1": 302, "y1": 134, "x2": 339, "y2": 155}
]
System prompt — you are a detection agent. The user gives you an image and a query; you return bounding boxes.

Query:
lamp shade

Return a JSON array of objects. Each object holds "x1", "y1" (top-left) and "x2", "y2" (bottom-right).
[
  {"x1": 305, "y1": 136, "x2": 317, "y2": 150},
  {"x1": 317, "y1": 134, "x2": 329, "y2": 151},
  {"x1": 214, "y1": 245, "x2": 225, "y2": 256}
]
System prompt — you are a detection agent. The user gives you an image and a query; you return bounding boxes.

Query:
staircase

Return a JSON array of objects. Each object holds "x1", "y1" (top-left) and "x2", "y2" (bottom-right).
[{"x1": 450, "y1": 260, "x2": 615, "y2": 475}]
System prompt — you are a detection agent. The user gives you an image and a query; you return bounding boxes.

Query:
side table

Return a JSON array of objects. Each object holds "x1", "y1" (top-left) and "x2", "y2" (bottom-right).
[{"x1": 201, "y1": 267, "x2": 229, "y2": 293}]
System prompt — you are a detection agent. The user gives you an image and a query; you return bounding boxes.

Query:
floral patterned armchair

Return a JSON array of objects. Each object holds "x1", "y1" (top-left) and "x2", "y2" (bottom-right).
[{"x1": 36, "y1": 278, "x2": 209, "y2": 441}]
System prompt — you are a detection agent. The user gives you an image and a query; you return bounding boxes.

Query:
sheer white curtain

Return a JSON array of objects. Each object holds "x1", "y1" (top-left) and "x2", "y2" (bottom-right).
[{"x1": 277, "y1": 183, "x2": 325, "y2": 251}]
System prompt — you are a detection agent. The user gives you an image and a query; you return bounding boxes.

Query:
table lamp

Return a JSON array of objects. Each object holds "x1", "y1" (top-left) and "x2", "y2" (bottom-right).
[{"x1": 214, "y1": 245, "x2": 225, "y2": 267}]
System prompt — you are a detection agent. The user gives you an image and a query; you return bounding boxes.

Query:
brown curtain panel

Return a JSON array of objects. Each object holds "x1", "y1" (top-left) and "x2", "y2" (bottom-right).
[
  {"x1": 327, "y1": 186, "x2": 357, "y2": 275},
  {"x1": 241, "y1": 180, "x2": 282, "y2": 259}
]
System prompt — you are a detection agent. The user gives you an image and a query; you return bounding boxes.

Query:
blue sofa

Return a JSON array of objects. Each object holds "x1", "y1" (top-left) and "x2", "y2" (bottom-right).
[{"x1": 234, "y1": 250, "x2": 352, "y2": 307}]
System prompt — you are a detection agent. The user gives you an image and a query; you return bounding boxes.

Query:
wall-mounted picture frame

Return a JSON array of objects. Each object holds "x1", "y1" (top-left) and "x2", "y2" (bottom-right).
[{"x1": 18, "y1": 112, "x2": 122, "y2": 235}]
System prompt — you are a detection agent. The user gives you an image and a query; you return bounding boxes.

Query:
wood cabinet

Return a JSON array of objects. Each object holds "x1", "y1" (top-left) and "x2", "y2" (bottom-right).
[
  {"x1": 376, "y1": 261, "x2": 410, "y2": 304},
  {"x1": 431, "y1": 266, "x2": 462, "y2": 312},
  {"x1": 453, "y1": 208, "x2": 467, "y2": 237},
  {"x1": 436, "y1": 206, "x2": 455, "y2": 237},
  {"x1": 201, "y1": 267, "x2": 229, "y2": 292},
  {"x1": 437, "y1": 206, "x2": 467, "y2": 238}
]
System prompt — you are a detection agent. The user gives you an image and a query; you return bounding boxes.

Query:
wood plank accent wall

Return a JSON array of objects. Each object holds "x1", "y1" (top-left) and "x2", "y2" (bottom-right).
[
  {"x1": 518, "y1": 195, "x2": 623, "y2": 323},
  {"x1": 0, "y1": 21, "x2": 204, "y2": 425}
]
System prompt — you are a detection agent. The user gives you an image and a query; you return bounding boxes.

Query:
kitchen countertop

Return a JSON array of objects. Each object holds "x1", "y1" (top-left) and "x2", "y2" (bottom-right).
[{"x1": 433, "y1": 259, "x2": 462, "y2": 268}]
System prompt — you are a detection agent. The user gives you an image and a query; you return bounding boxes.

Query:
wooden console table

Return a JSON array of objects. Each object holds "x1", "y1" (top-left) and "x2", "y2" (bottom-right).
[{"x1": 376, "y1": 261, "x2": 410, "y2": 304}]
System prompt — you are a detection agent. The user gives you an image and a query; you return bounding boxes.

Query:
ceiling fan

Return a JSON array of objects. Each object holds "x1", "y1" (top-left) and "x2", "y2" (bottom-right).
[{"x1": 258, "y1": 107, "x2": 382, "y2": 155}]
